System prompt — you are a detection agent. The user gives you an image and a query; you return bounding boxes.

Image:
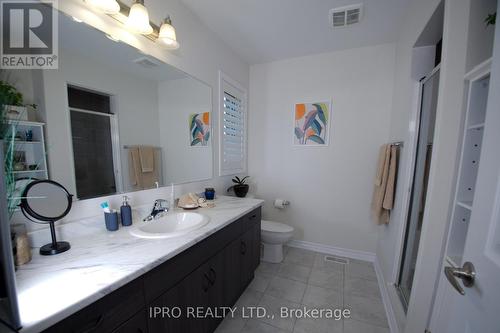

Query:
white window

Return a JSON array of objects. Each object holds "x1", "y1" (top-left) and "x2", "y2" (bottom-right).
[{"x1": 219, "y1": 71, "x2": 247, "y2": 176}]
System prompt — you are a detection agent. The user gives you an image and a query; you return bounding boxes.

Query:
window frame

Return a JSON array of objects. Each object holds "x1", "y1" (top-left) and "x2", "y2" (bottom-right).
[{"x1": 218, "y1": 71, "x2": 248, "y2": 176}]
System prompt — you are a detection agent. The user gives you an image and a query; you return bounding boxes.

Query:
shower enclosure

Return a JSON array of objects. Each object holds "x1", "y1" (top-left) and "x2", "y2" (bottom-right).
[{"x1": 397, "y1": 66, "x2": 440, "y2": 309}]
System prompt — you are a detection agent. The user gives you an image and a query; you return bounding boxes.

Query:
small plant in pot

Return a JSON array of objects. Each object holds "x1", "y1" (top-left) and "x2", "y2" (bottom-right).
[{"x1": 227, "y1": 176, "x2": 250, "y2": 198}]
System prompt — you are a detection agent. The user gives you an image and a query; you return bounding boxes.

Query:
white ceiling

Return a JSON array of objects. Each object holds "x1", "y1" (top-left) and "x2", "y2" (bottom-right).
[{"x1": 181, "y1": 0, "x2": 409, "y2": 64}]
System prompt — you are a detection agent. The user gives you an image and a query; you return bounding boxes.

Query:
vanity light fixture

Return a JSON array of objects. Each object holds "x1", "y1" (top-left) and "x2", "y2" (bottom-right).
[
  {"x1": 158, "y1": 16, "x2": 179, "y2": 49},
  {"x1": 83, "y1": 0, "x2": 180, "y2": 48},
  {"x1": 85, "y1": 0, "x2": 120, "y2": 15},
  {"x1": 126, "y1": 0, "x2": 154, "y2": 35}
]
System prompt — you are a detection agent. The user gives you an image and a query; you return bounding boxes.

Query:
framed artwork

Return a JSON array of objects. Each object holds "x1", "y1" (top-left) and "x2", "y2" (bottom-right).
[
  {"x1": 293, "y1": 101, "x2": 331, "y2": 146},
  {"x1": 189, "y1": 112, "x2": 211, "y2": 147}
]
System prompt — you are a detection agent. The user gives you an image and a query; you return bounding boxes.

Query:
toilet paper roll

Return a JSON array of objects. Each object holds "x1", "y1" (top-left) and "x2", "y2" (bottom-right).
[{"x1": 274, "y1": 199, "x2": 289, "y2": 209}]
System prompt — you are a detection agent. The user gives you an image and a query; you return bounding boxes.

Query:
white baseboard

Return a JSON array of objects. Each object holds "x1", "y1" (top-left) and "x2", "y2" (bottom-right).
[
  {"x1": 287, "y1": 239, "x2": 376, "y2": 262},
  {"x1": 287, "y1": 239, "x2": 399, "y2": 333}
]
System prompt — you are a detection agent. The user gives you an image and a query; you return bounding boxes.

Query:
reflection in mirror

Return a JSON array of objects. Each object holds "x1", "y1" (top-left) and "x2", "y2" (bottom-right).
[{"x1": 2, "y1": 11, "x2": 212, "y2": 201}]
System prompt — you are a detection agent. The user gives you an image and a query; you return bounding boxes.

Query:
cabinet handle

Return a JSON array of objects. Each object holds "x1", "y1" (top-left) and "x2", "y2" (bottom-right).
[
  {"x1": 202, "y1": 274, "x2": 210, "y2": 292},
  {"x1": 209, "y1": 268, "x2": 217, "y2": 285},
  {"x1": 240, "y1": 241, "x2": 247, "y2": 255},
  {"x1": 249, "y1": 214, "x2": 257, "y2": 220},
  {"x1": 78, "y1": 314, "x2": 104, "y2": 333}
]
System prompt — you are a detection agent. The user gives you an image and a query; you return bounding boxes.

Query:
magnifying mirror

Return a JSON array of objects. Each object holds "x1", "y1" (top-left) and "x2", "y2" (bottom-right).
[{"x1": 19, "y1": 180, "x2": 73, "y2": 255}]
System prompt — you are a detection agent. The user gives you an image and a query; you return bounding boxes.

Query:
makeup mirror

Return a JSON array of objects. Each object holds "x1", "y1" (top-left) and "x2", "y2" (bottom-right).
[{"x1": 19, "y1": 180, "x2": 73, "y2": 255}]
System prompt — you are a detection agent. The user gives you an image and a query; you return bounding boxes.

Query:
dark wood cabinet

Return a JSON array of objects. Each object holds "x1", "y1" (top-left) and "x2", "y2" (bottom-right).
[
  {"x1": 44, "y1": 207, "x2": 261, "y2": 333},
  {"x1": 112, "y1": 311, "x2": 147, "y2": 333}
]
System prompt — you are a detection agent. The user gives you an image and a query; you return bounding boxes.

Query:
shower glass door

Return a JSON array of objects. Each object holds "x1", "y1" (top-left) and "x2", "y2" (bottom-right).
[{"x1": 397, "y1": 67, "x2": 440, "y2": 309}]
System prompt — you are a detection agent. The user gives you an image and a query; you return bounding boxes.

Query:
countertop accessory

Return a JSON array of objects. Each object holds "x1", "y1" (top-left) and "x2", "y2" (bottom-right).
[
  {"x1": 11, "y1": 223, "x2": 31, "y2": 266},
  {"x1": 105, "y1": 211, "x2": 119, "y2": 231},
  {"x1": 204, "y1": 187, "x2": 215, "y2": 200},
  {"x1": 227, "y1": 176, "x2": 250, "y2": 197},
  {"x1": 120, "y1": 196, "x2": 132, "y2": 226},
  {"x1": 19, "y1": 179, "x2": 73, "y2": 255},
  {"x1": 178, "y1": 193, "x2": 200, "y2": 209}
]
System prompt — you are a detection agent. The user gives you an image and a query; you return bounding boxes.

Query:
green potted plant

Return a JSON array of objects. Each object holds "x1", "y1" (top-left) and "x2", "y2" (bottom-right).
[
  {"x1": 0, "y1": 80, "x2": 28, "y2": 121},
  {"x1": 485, "y1": 12, "x2": 496, "y2": 26},
  {"x1": 227, "y1": 176, "x2": 250, "y2": 198}
]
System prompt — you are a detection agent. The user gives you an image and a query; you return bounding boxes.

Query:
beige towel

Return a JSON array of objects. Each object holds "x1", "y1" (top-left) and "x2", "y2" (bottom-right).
[
  {"x1": 128, "y1": 148, "x2": 141, "y2": 187},
  {"x1": 128, "y1": 147, "x2": 161, "y2": 190},
  {"x1": 383, "y1": 145, "x2": 399, "y2": 210},
  {"x1": 139, "y1": 146, "x2": 155, "y2": 172},
  {"x1": 372, "y1": 144, "x2": 399, "y2": 225},
  {"x1": 374, "y1": 145, "x2": 387, "y2": 186}
]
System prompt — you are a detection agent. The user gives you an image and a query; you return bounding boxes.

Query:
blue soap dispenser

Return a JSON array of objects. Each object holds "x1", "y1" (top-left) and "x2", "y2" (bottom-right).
[{"x1": 120, "y1": 196, "x2": 133, "y2": 226}]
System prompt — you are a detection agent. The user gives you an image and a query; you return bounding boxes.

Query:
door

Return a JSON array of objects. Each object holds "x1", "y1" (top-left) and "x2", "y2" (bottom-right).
[
  {"x1": 429, "y1": 22, "x2": 500, "y2": 332},
  {"x1": 397, "y1": 67, "x2": 440, "y2": 308},
  {"x1": 70, "y1": 109, "x2": 117, "y2": 199}
]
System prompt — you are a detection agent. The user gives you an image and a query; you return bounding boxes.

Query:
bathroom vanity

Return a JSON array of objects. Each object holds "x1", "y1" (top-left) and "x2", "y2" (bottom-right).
[{"x1": 14, "y1": 197, "x2": 262, "y2": 333}]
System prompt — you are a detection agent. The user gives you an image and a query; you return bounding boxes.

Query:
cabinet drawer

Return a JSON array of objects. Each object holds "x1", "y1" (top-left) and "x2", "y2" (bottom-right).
[
  {"x1": 43, "y1": 279, "x2": 145, "y2": 333},
  {"x1": 242, "y1": 208, "x2": 261, "y2": 232}
]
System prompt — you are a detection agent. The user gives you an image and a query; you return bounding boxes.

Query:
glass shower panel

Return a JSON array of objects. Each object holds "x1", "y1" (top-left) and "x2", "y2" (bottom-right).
[
  {"x1": 397, "y1": 69, "x2": 440, "y2": 308},
  {"x1": 70, "y1": 110, "x2": 117, "y2": 199}
]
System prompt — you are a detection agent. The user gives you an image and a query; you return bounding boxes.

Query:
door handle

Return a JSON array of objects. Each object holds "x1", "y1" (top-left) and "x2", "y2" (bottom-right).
[{"x1": 444, "y1": 261, "x2": 476, "y2": 295}]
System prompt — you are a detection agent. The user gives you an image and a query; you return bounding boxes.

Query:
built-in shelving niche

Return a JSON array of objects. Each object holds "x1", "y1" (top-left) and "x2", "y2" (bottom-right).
[{"x1": 445, "y1": 61, "x2": 490, "y2": 267}]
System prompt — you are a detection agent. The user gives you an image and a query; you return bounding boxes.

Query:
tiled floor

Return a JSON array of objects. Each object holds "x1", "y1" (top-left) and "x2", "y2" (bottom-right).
[{"x1": 216, "y1": 247, "x2": 390, "y2": 333}]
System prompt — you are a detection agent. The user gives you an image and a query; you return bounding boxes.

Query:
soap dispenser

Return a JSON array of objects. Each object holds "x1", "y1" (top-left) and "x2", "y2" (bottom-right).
[{"x1": 120, "y1": 196, "x2": 133, "y2": 226}]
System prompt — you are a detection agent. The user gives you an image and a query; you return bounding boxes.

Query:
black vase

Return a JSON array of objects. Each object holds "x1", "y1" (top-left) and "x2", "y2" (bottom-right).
[{"x1": 233, "y1": 184, "x2": 249, "y2": 198}]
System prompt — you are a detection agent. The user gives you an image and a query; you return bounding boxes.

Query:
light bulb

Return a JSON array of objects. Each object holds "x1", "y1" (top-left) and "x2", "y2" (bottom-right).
[
  {"x1": 126, "y1": 0, "x2": 153, "y2": 35},
  {"x1": 159, "y1": 16, "x2": 179, "y2": 49},
  {"x1": 85, "y1": 0, "x2": 120, "y2": 15}
]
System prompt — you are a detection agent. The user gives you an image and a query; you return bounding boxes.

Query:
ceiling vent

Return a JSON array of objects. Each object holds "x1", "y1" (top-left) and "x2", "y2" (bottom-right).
[
  {"x1": 330, "y1": 4, "x2": 363, "y2": 28},
  {"x1": 133, "y1": 56, "x2": 161, "y2": 69}
]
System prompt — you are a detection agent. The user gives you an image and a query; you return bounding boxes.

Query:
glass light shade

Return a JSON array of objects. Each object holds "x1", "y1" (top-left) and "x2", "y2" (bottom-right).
[
  {"x1": 159, "y1": 21, "x2": 179, "y2": 49},
  {"x1": 126, "y1": 1, "x2": 153, "y2": 35},
  {"x1": 86, "y1": 0, "x2": 120, "y2": 14}
]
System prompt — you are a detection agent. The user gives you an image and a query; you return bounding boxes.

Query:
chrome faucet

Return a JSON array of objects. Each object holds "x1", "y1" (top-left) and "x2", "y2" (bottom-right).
[{"x1": 144, "y1": 199, "x2": 169, "y2": 221}]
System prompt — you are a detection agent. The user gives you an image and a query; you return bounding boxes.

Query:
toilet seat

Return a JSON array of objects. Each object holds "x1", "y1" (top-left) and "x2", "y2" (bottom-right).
[{"x1": 261, "y1": 220, "x2": 294, "y2": 233}]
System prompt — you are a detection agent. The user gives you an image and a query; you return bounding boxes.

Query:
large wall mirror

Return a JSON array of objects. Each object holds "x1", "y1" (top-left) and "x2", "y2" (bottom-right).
[{"x1": 2, "y1": 11, "x2": 212, "y2": 201}]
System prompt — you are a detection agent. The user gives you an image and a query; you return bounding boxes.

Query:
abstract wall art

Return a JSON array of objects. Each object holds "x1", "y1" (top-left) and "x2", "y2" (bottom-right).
[
  {"x1": 189, "y1": 112, "x2": 211, "y2": 146},
  {"x1": 293, "y1": 101, "x2": 330, "y2": 146}
]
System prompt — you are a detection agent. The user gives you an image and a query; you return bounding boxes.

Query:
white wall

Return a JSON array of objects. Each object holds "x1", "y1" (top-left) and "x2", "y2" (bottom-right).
[
  {"x1": 374, "y1": 0, "x2": 488, "y2": 332},
  {"x1": 248, "y1": 44, "x2": 396, "y2": 253},
  {"x1": 36, "y1": 48, "x2": 160, "y2": 196},
  {"x1": 158, "y1": 77, "x2": 212, "y2": 184}
]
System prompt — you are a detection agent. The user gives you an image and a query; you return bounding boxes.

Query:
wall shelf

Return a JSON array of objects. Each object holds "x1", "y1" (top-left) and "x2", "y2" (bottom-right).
[
  {"x1": 3, "y1": 121, "x2": 48, "y2": 181},
  {"x1": 445, "y1": 60, "x2": 491, "y2": 266},
  {"x1": 467, "y1": 123, "x2": 484, "y2": 130},
  {"x1": 456, "y1": 201, "x2": 473, "y2": 211}
]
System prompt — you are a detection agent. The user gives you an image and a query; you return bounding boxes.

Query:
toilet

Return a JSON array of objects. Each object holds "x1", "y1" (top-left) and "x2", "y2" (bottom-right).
[{"x1": 261, "y1": 220, "x2": 294, "y2": 263}]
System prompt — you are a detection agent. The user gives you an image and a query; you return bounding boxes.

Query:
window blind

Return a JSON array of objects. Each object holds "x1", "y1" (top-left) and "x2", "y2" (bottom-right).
[{"x1": 220, "y1": 75, "x2": 246, "y2": 175}]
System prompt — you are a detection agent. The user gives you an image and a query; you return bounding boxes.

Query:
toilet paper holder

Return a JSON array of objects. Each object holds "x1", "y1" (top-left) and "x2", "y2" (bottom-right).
[{"x1": 274, "y1": 199, "x2": 290, "y2": 209}]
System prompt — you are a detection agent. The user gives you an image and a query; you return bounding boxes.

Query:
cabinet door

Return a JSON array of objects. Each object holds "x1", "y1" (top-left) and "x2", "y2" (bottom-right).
[
  {"x1": 148, "y1": 262, "x2": 212, "y2": 333},
  {"x1": 148, "y1": 279, "x2": 187, "y2": 333},
  {"x1": 240, "y1": 228, "x2": 255, "y2": 287},
  {"x1": 251, "y1": 219, "x2": 261, "y2": 271},
  {"x1": 112, "y1": 310, "x2": 147, "y2": 333},
  {"x1": 222, "y1": 239, "x2": 242, "y2": 306},
  {"x1": 206, "y1": 250, "x2": 226, "y2": 332}
]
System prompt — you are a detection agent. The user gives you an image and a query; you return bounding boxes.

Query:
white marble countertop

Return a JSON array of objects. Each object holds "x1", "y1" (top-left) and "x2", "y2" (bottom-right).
[{"x1": 15, "y1": 196, "x2": 264, "y2": 333}]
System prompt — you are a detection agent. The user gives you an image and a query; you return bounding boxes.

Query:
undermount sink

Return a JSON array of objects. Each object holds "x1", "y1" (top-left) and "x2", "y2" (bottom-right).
[{"x1": 130, "y1": 212, "x2": 209, "y2": 239}]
